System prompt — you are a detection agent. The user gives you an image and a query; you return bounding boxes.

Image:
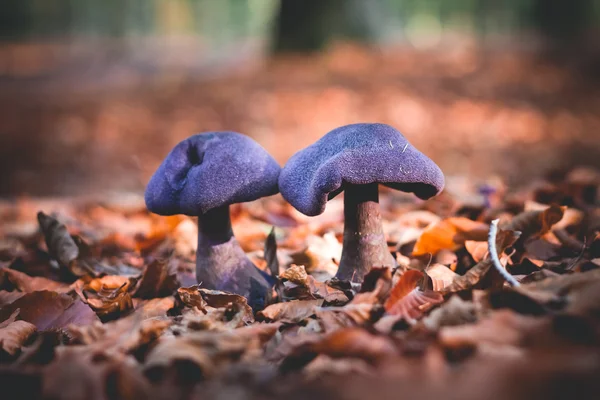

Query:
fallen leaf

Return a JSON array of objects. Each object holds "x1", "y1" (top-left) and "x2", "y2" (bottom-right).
[
  {"x1": 384, "y1": 270, "x2": 443, "y2": 319},
  {"x1": 0, "y1": 267, "x2": 70, "y2": 293},
  {"x1": 501, "y1": 204, "x2": 566, "y2": 240},
  {"x1": 413, "y1": 217, "x2": 489, "y2": 257},
  {"x1": 264, "y1": 227, "x2": 280, "y2": 278},
  {"x1": 77, "y1": 278, "x2": 134, "y2": 322},
  {"x1": 37, "y1": 211, "x2": 95, "y2": 277},
  {"x1": 0, "y1": 290, "x2": 25, "y2": 306},
  {"x1": 257, "y1": 299, "x2": 324, "y2": 322},
  {"x1": 0, "y1": 291, "x2": 99, "y2": 329},
  {"x1": 421, "y1": 296, "x2": 477, "y2": 330},
  {"x1": 425, "y1": 264, "x2": 459, "y2": 291},
  {"x1": 37, "y1": 211, "x2": 79, "y2": 268},
  {"x1": 174, "y1": 286, "x2": 208, "y2": 313},
  {"x1": 465, "y1": 240, "x2": 488, "y2": 263},
  {"x1": 0, "y1": 319, "x2": 37, "y2": 358},
  {"x1": 281, "y1": 265, "x2": 348, "y2": 304},
  {"x1": 131, "y1": 259, "x2": 179, "y2": 299},
  {"x1": 281, "y1": 328, "x2": 397, "y2": 372}
]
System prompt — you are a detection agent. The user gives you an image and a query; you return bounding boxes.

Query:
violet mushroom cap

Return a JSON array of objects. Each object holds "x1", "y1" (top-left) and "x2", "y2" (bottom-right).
[
  {"x1": 279, "y1": 123, "x2": 444, "y2": 281},
  {"x1": 145, "y1": 132, "x2": 280, "y2": 306}
]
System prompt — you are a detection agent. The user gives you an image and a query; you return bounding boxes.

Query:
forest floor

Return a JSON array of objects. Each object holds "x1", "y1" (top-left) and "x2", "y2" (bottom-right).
[{"x1": 1, "y1": 166, "x2": 600, "y2": 399}]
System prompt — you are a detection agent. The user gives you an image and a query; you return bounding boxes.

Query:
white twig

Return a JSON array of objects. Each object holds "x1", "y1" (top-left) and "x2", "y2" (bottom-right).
[{"x1": 488, "y1": 219, "x2": 520, "y2": 287}]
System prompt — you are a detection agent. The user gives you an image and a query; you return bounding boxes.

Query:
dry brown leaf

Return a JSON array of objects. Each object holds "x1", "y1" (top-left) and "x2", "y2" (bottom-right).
[
  {"x1": 0, "y1": 267, "x2": 70, "y2": 293},
  {"x1": 421, "y1": 296, "x2": 477, "y2": 330},
  {"x1": 144, "y1": 329, "x2": 262, "y2": 381},
  {"x1": 131, "y1": 259, "x2": 179, "y2": 299},
  {"x1": 78, "y1": 278, "x2": 134, "y2": 322},
  {"x1": 282, "y1": 328, "x2": 398, "y2": 372},
  {"x1": 281, "y1": 265, "x2": 348, "y2": 304},
  {"x1": 501, "y1": 204, "x2": 566, "y2": 239},
  {"x1": 465, "y1": 240, "x2": 488, "y2": 263},
  {"x1": 257, "y1": 299, "x2": 324, "y2": 322},
  {"x1": 0, "y1": 290, "x2": 99, "y2": 329},
  {"x1": 384, "y1": 270, "x2": 443, "y2": 319},
  {"x1": 438, "y1": 309, "x2": 554, "y2": 357},
  {"x1": 197, "y1": 288, "x2": 255, "y2": 326},
  {"x1": 425, "y1": 264, "x2": 459, "y2": 291},
  {"x1": 37, "y1": 211, "x2": 96, "y2": 277},
  {"x1": 0, "y1": 320, "x2": 37, "y2": 357},
  {"x1": 37, "y1": 211, "x2": 79, "y2": 268},
  {"x1": 174, "y1": 286, "x2": 208, "y2": 313},
  {"x1": 412, "y1": 217, "x2": 489, "y2": 257},
  {"x1": 280, "y1": 264, "x2": 309, "y2": 283},
  {"x1": 0, "y1": 290, "x2": 25, "y2": 306}
]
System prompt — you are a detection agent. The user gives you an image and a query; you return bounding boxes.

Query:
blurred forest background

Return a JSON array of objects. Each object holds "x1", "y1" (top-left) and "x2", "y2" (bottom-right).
[{"x1": 0, "y1": 0, "x2": 599, "y2": 196}]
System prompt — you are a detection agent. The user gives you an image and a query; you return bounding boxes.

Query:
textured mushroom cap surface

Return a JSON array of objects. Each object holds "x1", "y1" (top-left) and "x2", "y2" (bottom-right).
[
  {"x1": 279, "y1": 123, "x2": 445, "y2": 216},
  {"x1": 145, "y1": 132, "x2": 281, "y2": 216}
]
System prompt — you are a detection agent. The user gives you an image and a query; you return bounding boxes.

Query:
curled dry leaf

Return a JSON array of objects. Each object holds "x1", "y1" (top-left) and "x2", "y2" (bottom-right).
[
  {"x1": 131, "y1": 259, "x2": 179, "y2": 299},
  {"x1": 0, "y1": 320, "x2": 37, "y2": 357},
  {"x1": 174, "y1": 286, "x2": 208, "y2": 313},
  {"x1": 501, "y1": 204, "x2": 565, "y2": 240},
  {"x1": 280, "y1": 264, "x2": 309, "y2": 283},
  {"x1": 412, "y1": 217, "x2": 489, "y2": 257},
  {"x1": 280, "y1": 265, "x2": 348, "y2": 304},
  {"x1": 264, "y1": 227, "x2": 280, "y2": 278},
  {"x1": 384, "y1": 270, "x2": 443, "y2": 320},
  {"x1": 198, "y1": 288, "x2": 254, "y2": 326},
  {"x1": 37, "y1": 211, "x2": 79, "y2": 268},
  {"x1": 425, "y1": 264, "x2": 459, "y2": 291},
  {"x1": 37, "y1": 211, "x2": 95, "y2": 277},
  {"x1": 0, "y1": 290, "x2": 99, "y2": 329},
  {"x1": 354, "y1": 266, "x2": 393, "y2": 305},
  {"x1": 465, "y1": 240, "x2": 488, "y2": 263},
  {"x1": 78, "y1": 277, "x2": 134, "y2": 322},
  {"x1": 257, "y1": 299, "x2": 324, "y2": 323}
]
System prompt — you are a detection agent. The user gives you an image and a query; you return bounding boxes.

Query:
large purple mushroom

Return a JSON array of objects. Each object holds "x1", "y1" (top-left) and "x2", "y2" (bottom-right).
[
  {"x1": 279, "y1": 123, "x2": 445, "y2": 282},
  {"x1": 145, "y1": 132, "x2": 280, "y2": 305}
]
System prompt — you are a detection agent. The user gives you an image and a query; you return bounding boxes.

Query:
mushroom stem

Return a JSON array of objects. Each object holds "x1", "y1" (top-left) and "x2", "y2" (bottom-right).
[
  {"x1": 196, "y1": 205, "x2": 269, "y2": 297},
  {"x1": 336, "y1": 183, "x2": 395, "y2": 282}
]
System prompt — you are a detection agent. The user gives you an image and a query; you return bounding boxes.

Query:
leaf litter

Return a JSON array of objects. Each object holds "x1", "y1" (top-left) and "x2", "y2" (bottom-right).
[{"x1": 1, "y1": 169, "x2": 600, "y2": 399}]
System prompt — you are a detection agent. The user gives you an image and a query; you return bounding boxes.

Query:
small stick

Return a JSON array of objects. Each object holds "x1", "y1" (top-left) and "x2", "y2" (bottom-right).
[{"x1": 488, "y1": 219, "x2": 520, "y2": 287}]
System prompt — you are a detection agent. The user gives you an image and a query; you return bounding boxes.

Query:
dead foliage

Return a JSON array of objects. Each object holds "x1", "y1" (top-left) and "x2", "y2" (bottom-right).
[{"x1": 1, "y1": 167, "x2": 600, "y2": 399}]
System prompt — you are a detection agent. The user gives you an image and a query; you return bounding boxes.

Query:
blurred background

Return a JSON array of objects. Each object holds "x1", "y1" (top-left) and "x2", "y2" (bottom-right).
[{"x1": 0, "y1": 0, "x2": 599, "y2": 197}]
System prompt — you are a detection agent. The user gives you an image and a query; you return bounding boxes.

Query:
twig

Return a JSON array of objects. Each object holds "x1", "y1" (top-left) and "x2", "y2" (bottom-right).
[{"x1": 488, "y1": 219, "x2": 520, "y2": 287}]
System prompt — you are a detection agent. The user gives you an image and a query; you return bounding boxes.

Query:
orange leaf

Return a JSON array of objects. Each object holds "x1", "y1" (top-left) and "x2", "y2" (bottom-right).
[
  {"x1": 412, "y1": 217, "x2": 489, "y2": 257},
  {"x1": 465, "y1": 240, "x2": 488, "y2": 263}
]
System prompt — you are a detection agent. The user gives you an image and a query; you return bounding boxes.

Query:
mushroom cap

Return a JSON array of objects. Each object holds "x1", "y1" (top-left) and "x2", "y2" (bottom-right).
[
  {"x1": 279, "y1": 123, "x2": 445, "y2": 216},
  {"x1": 145, "y1": 132, "x2": 281, "y2": 216}
]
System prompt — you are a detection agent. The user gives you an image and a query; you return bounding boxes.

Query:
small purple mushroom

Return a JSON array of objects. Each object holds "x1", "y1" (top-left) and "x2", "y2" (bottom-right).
[
  {"x1": 279, "y1": 123, "x2": 445, "y2": 282},
  {"x1": 145, "y1": 132, "x2": 280, "y2": 304}
]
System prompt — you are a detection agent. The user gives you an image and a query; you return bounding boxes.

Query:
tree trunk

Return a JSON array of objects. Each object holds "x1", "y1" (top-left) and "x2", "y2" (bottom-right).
[{"x1": 272, "y1": 0, "x2": 384, "y2": 53}]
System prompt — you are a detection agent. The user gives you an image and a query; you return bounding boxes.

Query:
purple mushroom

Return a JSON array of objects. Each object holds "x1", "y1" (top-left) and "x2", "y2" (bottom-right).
[
  {"x1": 279, "y1": 123, "x2": 444, "y2": 282},
  {"x1": 145, "y1": 132, "x2": 280, "y2": 304}
]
